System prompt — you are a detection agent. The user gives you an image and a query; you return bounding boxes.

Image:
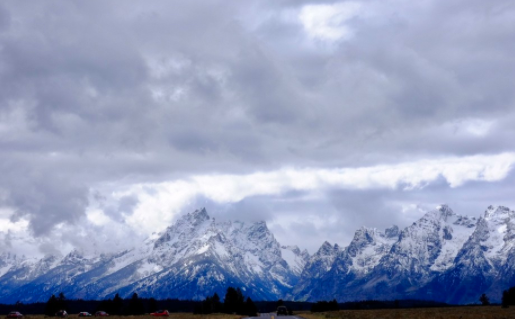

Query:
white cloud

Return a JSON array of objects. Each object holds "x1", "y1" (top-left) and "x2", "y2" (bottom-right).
[
  {"x1": 299, "y1": 2, "x2": 362, "y2": 41},
  {"x1": 113, "y1": 152, "x2": 515, "y2": 235},
  {"x1": 0, "y1": 211, "x2": 28, "y2": 232},
  {"x1": 438, "y1": 118, "x2": 495, "y2": 138},
  {"x1": 459, "y1": 119, "x2": 495, "y2": 137}
]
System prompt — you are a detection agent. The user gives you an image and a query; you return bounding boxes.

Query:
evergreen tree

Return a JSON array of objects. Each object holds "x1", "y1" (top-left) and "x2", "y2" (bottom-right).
[
  {"x1": 128, "y1": 293, "x2": 145, "y2": 315},
  {"x1": 196, "y1": 292, "x2": 223, "y2": 314},
  {"x1": 96, "y1": 298, "x2": 114, "y2": 314},
  {"x1": 245, "y1": 297, "x2": 258, "y2": 316},
  {"x1": 311, "y1": 300, "x2": 339, "y2": 312},
  {"x1": 503, "y1": 286, "x2": 515, "y2": 307},
  {"x1": 45, "y1": 294, "x2": 59, "y2": 316},
  {"x1": 224, "y1": 287, "x2": 239, "y2": 314},
  {"x1": 57, "y1": 292, "x2": 67, "y2": 311},
  {"x1": 193, "y1": 303, "x2": 203, "y2": 315},
  {"x1": 112, "y1": 293, "x2": 123, "y2": 315},
  {"x1": 479, "y1": 293, "x2": 490, "y2": 306},
  {"x1": 148, "y1": 298, "x2": 158, "y2": 313},
  {"x1": 236, "y1": 288, "x2": 245, "y2": 314},
  {"x1": 502, "y1": 290, "x2": 509, "y2": 308},
  {"x1": 329, "y1": 299, "x2": 339, "y2": 311},
  {"x1": 203, "y1": 296, "x2": 213, "y2": 314},
  {"x1": 224, "y1": 287, "x2": 246, "y2": 314},
  {"x1": 212, "y1": 293, "x2": 222, "y2": 313}
]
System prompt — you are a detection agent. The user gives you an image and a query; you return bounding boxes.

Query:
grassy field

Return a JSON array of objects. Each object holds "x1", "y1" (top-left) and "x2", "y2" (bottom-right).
[
  {"x1": 298, "y1": 306, "x2": 515, "y2": 319},
  {"x1": 17, "y1": 315, "x2": 242, "y2": 319},
  {"x1": 12, "y1": 307, "x2": 515, "y2": 319}
]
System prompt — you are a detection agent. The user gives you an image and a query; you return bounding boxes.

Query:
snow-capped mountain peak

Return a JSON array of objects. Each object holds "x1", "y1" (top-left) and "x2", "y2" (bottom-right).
[
  {"x1": 2, "y1": 205, "x2": 515, "y2": 305},
  {"x1": 0, "y1": 208, "x2": 307, "y2": 303},
  {"x1": 385, "y1": 225, "x2": 400, "y2": 239}
]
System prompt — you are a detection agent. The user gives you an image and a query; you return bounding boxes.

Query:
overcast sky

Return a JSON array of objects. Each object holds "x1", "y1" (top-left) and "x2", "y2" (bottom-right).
[{"x1": 1, "y1": 0, "x2": 515, "y2": 257}]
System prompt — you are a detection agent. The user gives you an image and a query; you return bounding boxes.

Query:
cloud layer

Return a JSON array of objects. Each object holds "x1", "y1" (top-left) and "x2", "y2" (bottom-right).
[{"x1": 0, "y1": 0, "x2": 514, "y2": 254}]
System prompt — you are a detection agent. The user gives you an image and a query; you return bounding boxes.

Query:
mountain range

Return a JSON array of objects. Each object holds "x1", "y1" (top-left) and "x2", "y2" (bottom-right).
[{"x1": 0, "y1": 205, "x2": 514, "y2": 304}]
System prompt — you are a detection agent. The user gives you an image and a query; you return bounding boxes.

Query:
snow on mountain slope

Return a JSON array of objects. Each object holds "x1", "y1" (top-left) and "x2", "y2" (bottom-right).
[
  {"x1": 379, "y1": 205, "x2": 476, "y2": 279},
  {"x1": 346, "y1": 226, "x2": 399, "y2": 275},
  {"x1": 0, "y1": 208, "x2": 305, "y2": 302},
  {"x1": 291, "y1": 225, "x2": 399, "y2": 301},
  {"x1": 289, "y1": 241, "x2": 341, "y2": 300},
  {"x1": 451, "y1": 206, "x2": 513, "y2": 273},
  {"x1": 419, "y1": 206, "x2": 515, "y2": 304},
  {"x1": 429, "y1": 210, "x2": 477, "y2": 272},
  {"x1": 2, "y1": 205, "x2": 515, "y2": 304},
  {"x1": 0, "y1": 253, "x2": 29, "y2": 278},
  {"x1": 280, "y1": 246, "x2": 310, "y2": 276},
  {"x1": 481, "y1": 206, "x2": 515, "y2": 264},
  {"x1": 105, "y1": 210, "x2": 306, "y2": 300},
  {"x1": 291, "y1": 205, "x2": 481, "y2": 302}
]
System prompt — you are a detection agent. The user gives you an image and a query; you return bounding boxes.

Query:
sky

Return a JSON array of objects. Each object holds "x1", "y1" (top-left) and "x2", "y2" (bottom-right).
[{"x1": 1, "y1": 0, "x2": 515, "y2": 257}]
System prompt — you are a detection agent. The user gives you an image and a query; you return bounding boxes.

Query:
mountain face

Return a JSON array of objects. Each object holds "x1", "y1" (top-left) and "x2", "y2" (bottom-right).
[
  {"x1": 0, "y1": 205, "x2": 514, "y2": 304},
  {"x1": 291, "y1": 225, "x2": 399, "y2": 301},
  {"x1": 0, "y1": 208, "x2": 309, "y2": 303},
  {"x1": 290, "y1": 241, "x2": 342, "y2": 301},
  {"x1": 292, "y1": 205, "x2": 515, "y2": 304},
  {"x1": 419, "y1": 206, "x2": 515, "y2": 303}
]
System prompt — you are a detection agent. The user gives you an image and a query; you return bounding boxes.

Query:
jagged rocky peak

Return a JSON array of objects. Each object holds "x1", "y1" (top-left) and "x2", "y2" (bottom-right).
[
  {"x1": 407, "y1": 205, "x2": 475, "y2": 232},
  {"x1": 474, "y1": 206, "x2": 514, "y2": 243},
  {"x1": 484, "y1": 205, "x2": 512, "y2": 220},
  {"x1": 4, "y1": 204, "x2": 515, "y2": 305},
  {"x1": 462, "y1": 206, "x2": 513, "y2": 246},
  {"x1": 347, "y1": 228, "x2": 373, "y2": 258},
  {"x1": 62, "y1": 249, "x2": 85, "y2": 264},
  {"x1": 248, "y1": 220, "x2": 269, "y2": 235},
  {"x1": 349, "y1": 225, "x2": 400, "y2": 244},
  {"x1": 318, "y1": 241, "x2": 336, "y2": 256},
  {"x1": 346, "y1": 226, "x2": 397, "y2": 266},
  {"x1": 153, "y1": 208, "x2": 212, "y2": 249},
  {"x1": 311, "y1": 241, "x2": 340, "y2": 261},
  {"x1": 185, "y1": 207, "x2": 210, "y2": 225},
  {"x1": 437, "y1": 204, "x2": 454, "y2": 217},
  {"x1": 348, "y1": 227, "x2": 380, "y2": 251},
  {"x1": 418, "y1": 204, "x2": 455, "y2": 223},
  {"x1": 385, "y1": 225, "x2": 399, "y2": 238}
]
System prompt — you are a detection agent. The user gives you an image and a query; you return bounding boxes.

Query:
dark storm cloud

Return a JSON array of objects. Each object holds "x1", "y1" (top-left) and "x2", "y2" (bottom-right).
[
  {"x1": 0, "y1": 4, "x2": 10, "y2": 31},
  {"x1": 0, "y1": 0, "x2": 514, "y2": 253},
  {"x1": 0, "y1": 159, "x2": 89, "y2": 236}
]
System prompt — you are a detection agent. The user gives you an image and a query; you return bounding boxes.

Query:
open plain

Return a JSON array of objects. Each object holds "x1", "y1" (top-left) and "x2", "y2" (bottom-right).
[
  {"x1": 298, "y1": 306, "x2": 515, "y2": 319},
  {"x1": 7, "y1": 306, "x2": 515, "y2": 319}
]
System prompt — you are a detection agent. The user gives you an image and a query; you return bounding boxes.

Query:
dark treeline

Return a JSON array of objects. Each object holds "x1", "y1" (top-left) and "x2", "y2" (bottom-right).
[
  {"x1": 4, "y1": 283, "x2": 515, "y2": 315},
  {"x1": 0, "y1": 295, "x2": 199, "y2": 315},
  {"x1": 254, "y1": 300, "x2": 313, "y2": 313},
  {"x1": 253, "y1": 299, "x2": 448, "y2": 312},
  {"x1": 194, "y1": 287, "x2": 258, "y2": 316},
  {"x1": 0, "y1": 288, "x2": 459, "y2": 316},
  {"x1": 311, "y1": 300, "x2": 339, "y2": 312},
  {"x1": 502, "y1": 286, "x2": 515, "y2": 308},
  {"x1": 0, "y1": 297, "x2": 450, "y2": 315}
]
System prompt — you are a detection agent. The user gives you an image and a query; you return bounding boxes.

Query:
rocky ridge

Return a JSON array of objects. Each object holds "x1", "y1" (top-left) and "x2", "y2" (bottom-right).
[{"x1": 0, "y1": 205, "x2": 514, "y2": 304}]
